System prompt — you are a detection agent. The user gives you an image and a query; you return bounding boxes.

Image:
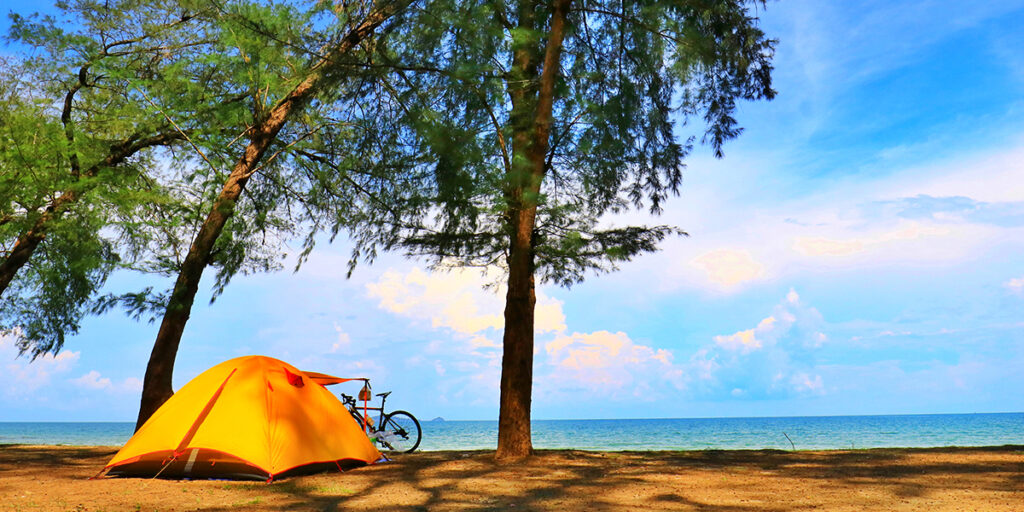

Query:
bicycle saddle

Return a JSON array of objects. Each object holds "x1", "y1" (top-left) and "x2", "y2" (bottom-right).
[{"x1": 376, "y1": 391, "x2": 392, "y2": 398}]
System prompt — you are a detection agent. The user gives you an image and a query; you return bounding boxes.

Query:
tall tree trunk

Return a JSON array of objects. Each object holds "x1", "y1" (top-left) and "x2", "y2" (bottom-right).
[
  {"x1": 134, "y1": 3, "x2": 404, "y2": 430},
  {"x1": 495, "y1": 0, "x2": 571, "y2": 462},
  {"x1": 136, "y1": 162, "x2": 255, "y2": 428},
  {"x1": 496, "y1": 207, "x2": 538, "y2": 460},
  {"x1": 136, "y1": 94, "x2": 310, "y2": 430}
]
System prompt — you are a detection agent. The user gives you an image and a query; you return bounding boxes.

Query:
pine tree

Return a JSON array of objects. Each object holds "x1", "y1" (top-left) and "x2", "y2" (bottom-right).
[{"x1": 358, "y1": 0, "x2": 777, "y2": 460}]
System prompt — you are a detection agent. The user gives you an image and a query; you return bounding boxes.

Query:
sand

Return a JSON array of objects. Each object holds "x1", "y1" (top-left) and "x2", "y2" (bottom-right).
[{"x1": 1, "y1": 444, "x2": 1022, "y2": 511}]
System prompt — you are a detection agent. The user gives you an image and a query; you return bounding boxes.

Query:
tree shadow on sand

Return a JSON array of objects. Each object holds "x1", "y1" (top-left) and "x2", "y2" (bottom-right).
[
  {"x1": 3, "y1": 445, "x2": 1021, "y2": 511},
  {"x1": 191, "y1": 446, "x2": 1024, "y2": 512},
  {"x1": 0, "y1": 444, "x2": 117, "y2": 475}
]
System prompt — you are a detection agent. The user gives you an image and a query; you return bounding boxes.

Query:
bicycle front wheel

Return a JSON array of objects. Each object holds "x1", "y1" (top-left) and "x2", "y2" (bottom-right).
[{"x1": 378, "y1": 410, "x2": 422, "y2": 453}]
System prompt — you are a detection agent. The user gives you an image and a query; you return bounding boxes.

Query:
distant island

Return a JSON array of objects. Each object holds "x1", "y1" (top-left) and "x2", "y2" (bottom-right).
[{"x1": 430, "y1": 417, "x2": 445, "y2": 422}]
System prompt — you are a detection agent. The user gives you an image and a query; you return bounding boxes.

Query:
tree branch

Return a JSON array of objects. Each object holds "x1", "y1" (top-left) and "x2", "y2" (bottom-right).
[
  {"x1": 574, "y1": 7, "x2": 684, "y2": 46},
  {"x1": 61, "y1": 64, "x2": 91, "y2": 179},
  {"x1": 136, "y1": 87, "x2": 220, "y2": 176}
]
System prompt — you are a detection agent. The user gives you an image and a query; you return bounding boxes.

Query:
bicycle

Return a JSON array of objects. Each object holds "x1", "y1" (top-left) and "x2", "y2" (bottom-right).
[{"x1": 340, "y1": 387, "x2": 422, "y2": 453}]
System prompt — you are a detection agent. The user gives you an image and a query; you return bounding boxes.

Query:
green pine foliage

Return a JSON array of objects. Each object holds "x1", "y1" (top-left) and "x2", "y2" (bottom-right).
[
  {"x1": 2, "y1": 0, "x2": 776, "y2": 368},
  {"x1": 351, "y1": 0, "x2": 776, "y2": 286},
  {"x1": 3, "y1": 0, "x2": 421, "y2": 360},
  {"x1": 0, "y1": 1, "x2": 209, "y2": 357},
  {"x1": 171, "y1": 0, "x2": 423, "y2": 293}
]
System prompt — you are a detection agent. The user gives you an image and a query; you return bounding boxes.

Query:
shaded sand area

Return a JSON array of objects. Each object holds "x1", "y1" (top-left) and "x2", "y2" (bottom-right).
[{"x1": 2, "y1": 445, "x2": 1023, "y2": 511}]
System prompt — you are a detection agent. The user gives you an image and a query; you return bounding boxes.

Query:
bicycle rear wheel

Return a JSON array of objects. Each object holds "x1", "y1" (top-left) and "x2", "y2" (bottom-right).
[{"x1": 378, "y1": 410, "x2": 421, "y2": 453}]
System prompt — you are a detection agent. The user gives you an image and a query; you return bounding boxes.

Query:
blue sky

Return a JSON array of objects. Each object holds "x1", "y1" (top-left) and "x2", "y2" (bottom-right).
[{"x1": 3, "y1": 0, "x2": 1024, "y2": 421}]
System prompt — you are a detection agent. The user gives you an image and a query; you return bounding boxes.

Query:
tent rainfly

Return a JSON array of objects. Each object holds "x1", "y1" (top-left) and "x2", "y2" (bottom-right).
[{"x1": 99, "y1": 355, "x2": 380, "y2": 481}]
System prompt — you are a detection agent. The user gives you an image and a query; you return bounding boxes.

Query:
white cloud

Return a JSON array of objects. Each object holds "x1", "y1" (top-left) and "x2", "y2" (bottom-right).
[
  {"x1": 327, "y1": 358, "x2": 389, "y2": 379},
  {"x1": 330, "y1": 324, "x2": 351, "y2": 353},
  {"x1": 366, "y1": 265, "x2": 687, "y2": 405},
  {"x1": 71, "y1": 370, "x2": 111, "y2": 390},
  {"x1": 122, "y1": 377, "x2": 143, "y2": 393},
  {"x1": 469, "y1": 335, "x2": 500, "y2": 349},
  {"x1": 69, "y1": 371, "x2": 144, "y2": 394},
  {"x1": 366, "y1": 266, "x2": 566, "y2": 336},
  {"x1": 1006, "y1": 277, "x2": 1024, "y2": 292},
  {"x1": 714, "y1": 316, "x2": 776, "y2": 353},
  {"x1": 364, "y1": 264, "x2": 579, "y2": 406},
  {"x1": 689, "y1": 289, "x2": 830, "y2": 398},
  {"x1": 542, "y1": 330, "x2": 683, "y2": 398},
  {"x1": 547, "y1": 331, "x2": 672, "y2": 369},
  {"x1": 690, "y1": 249, "x2": 765, "y2": 288},
  {"x1": 879, "y1": 330, "x2": 910, "y2": 337},
  {"x1": 793, "y1": 222, "x2": 952, "y2": 257},
  {"x1": 790, "y1": 373, "x2": 825, "y2": 395},
  {"x1": 1, "y1": 333, "x2": 80, "y2": 397},
  {"x1": 711, "y1": 289, "x2": 820, "y2": 356},
  {"x1": 792, "y1": 237, "x2": 864, "y2": 257},
  {"x1": 890, "y1": 145, "x2": 1024, "y2": 203},
  {"x1": 1, "y1": 333, "x2": 146, "y2": 413},
  {"x1": 366, "y1": 267, "x2": 498, "y2": 333},
  {"x1": 535, "y1": 295, "x2": 568, "y2": 335},
  {"x1": 618, "y1": 138, "x2": 1024, "y2": 298}
]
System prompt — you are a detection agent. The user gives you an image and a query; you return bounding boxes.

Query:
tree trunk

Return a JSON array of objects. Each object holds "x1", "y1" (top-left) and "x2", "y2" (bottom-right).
[
  {"x1": 135, "y1": 168, "x2": 254, "y2": 428},
  {"x1": 496, "y1": 207, "x2": 538, "y2": 461},
  {"x1": 134, "y1": 4, "x2": 403, "y2": 429},
  {"x1": 0, "y1": 226, "x2": 49, "y2": 297},
  {"x1": 494, "y1": 0, "x2": 571, "y2": 462},
  {"x1": 136, "y1": 113, "x2": 300, "y2": 430}
]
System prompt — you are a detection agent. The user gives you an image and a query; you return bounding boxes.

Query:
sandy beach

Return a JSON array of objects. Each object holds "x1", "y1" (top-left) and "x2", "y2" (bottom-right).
[{"x1": 2, "y1": 444, "x2": 1022, "y2": 511}]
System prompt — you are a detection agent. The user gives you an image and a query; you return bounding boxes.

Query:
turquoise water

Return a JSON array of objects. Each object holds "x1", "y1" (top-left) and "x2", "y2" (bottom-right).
[{"x1": 1, "y1": 413, "x2": 1021, "y2": 451}]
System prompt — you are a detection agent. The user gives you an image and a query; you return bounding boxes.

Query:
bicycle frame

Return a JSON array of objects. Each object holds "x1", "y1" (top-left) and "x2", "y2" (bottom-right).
[
  {"x1": 343, "y1": 391, "x2": 391, "y2": 434},
  {"x1": 355, "y1": 402, "x2": 385, "y2": 432}
]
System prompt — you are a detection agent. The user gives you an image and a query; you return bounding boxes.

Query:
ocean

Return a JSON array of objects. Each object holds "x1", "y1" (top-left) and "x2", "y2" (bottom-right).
[{"x1": 1, "y1": 413, "x2": 1021, "y2": 451}]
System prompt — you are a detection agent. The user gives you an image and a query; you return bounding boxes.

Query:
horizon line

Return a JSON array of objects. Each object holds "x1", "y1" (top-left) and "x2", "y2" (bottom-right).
[{"x1": 4, "y1": 411, "x2": 1022, "y2": 423}]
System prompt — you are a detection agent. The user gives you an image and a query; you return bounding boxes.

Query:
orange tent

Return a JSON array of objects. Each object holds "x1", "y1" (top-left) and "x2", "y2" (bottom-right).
[{"x1": 101, "y1": 355, "x2": 380, "y2": 481}]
